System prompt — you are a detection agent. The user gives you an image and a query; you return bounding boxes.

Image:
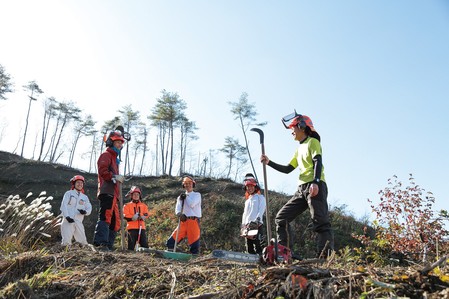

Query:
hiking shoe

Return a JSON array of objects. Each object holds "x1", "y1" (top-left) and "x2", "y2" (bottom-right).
[
  {"x1": 96, "y1": 245, "x2": 111, "y2": 252},
  {"x1": 291, "y1": 253, "x2": 303, "y2": 261}
]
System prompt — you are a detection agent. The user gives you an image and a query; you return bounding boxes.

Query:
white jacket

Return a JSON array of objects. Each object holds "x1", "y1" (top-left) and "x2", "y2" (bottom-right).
[
  {"x1": 60, "y1": 189, "x2": 92, "y2": 222},
  {"x1": 175, "y1": 191, "x2": 202, "y2": 218},
  {"x1": 242, "y1": 193, "x2": 266, "y2": 225}
]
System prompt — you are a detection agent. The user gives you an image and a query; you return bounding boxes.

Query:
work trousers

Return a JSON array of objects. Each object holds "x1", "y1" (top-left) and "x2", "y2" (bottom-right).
[
  {"x1": 93, "y1": 194, "x2": 120, "y2": 250},
  {"x1": 275, "y1": 181, "x2": 334, "y2": 256},
  {"x1": 127, "y1": 229, "x2": 149, "y2": 250}
]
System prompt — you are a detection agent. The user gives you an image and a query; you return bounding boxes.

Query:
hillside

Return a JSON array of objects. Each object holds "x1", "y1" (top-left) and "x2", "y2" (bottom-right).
[
  {"x1": 0, "y1": 150, "x2": 250, "y2": 249},
  {"x1": 0, "y1": 150, "x2": 362, "y2": 254},
  {"x1": 1, "y1": 151, "x2": 449, "y2": 298}
]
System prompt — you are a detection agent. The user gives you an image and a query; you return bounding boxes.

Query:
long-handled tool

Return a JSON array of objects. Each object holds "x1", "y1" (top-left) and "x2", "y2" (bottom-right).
[
  {"x1": 251, "y1": 127, "x2": 278, "y2": 261},
  {"x1": 135, "y1": 224, "x2": 142, "y2": 251},
  {"x1": 173, "y1": 195, "x2": 185, "y2": 252},
  {"x1": 119, "y1": 181, "x2": 126, "y2": 251}
]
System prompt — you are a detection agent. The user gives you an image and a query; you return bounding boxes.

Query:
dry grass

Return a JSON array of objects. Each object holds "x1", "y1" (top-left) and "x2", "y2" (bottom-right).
[
  {"x1": 0, "y1": 192, "x2": 60, "y2": 254},
  {"x1": 1, "y1": 189, "x2": 449, "y2": 298},
  {"x1": 1, "y1": 244, "x2": 449, "y2": 298}
]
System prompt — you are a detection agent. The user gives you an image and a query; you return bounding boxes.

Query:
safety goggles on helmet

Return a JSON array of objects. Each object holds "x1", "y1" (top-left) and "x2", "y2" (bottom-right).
[
  {"x1": 281, "y1": 111, "x2": 300, "y2": 128},
  {"x1": 281, "y1": 110, "x2": 316, "y2": 131},
  {"x1": 109, "y1": 130, "x2": 125, "y2": 142}
]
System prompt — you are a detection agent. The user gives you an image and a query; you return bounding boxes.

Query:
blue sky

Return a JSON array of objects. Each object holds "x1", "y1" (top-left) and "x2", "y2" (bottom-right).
[{"x1": 1, "y1": 1, "x2": 448, "y2": 220}]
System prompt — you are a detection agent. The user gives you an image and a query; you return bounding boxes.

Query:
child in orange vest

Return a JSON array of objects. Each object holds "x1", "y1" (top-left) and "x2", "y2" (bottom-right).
[{"x1": 123, "y1": 186, "x2": 149, "y2": 250}]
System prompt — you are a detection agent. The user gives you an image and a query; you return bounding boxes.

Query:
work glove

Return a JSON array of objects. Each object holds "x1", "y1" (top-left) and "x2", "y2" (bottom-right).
[
  {"x1": 240, "y1": 226, "x2": 248, "y2": 237},
  {"x1": 177, "y1": 213, "x2": 187, "y2": 222},
  {"x1": 78, "y1": 209, "x2": 87, "y2": 215},
  {"x1": 132, "y1": 213, "x2": 139, "y2": 221},
  {"x1": 66, "y1": 216, "x2": 75, "y2": 223},
  {"x1": 140, "y1": 215, "x2": 147, "y2": 221},
  {"x1": 180, "y1": 193, "x2": 186, "y2": 200},
  {"x1": 248, "y1": 221, "x2": 259, "y2": 230},
  {"x1": 112, "y1": 174, "x2": 125, "y2": 184}
]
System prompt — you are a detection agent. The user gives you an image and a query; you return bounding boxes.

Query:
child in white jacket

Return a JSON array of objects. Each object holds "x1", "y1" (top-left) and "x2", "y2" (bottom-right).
[{"x1": 60, "y1": 175, "x2": 92, "y2": 245}]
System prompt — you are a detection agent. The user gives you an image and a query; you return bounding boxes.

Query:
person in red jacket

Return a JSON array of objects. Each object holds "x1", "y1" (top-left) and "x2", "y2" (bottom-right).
[
  {"x1": 93, "y1": 129, "x2": 125, "y2": 251},
  {"x1": 123, "y1": 186, "x2": 149, "y2": 250}
]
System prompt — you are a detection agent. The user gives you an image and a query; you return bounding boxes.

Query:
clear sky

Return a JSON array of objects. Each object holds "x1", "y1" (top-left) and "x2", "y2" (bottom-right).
[{"x1": 1, "y1": 0, "x2": 448, "y2": 220}]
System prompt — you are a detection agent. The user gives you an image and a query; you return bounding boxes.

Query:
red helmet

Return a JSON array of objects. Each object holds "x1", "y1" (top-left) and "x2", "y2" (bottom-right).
[
  {"x1": 126, "y1": 186, "x2": 142, "y2": 199},
  {"x1": 282, "y1": 111, "x2": 316, "y2": 132},
  {"x1": 244, "y1": 178, "x2": 258, "y2": 187},
  {"x1": 289, "y1": 115, "x2": 315, "y2": 131},
  {"x1": 70, "y1": 175, "x2": 85, "y2": 184},
  {"x1": 70, "y1": 175, "x2": 85, "y2": 192}
]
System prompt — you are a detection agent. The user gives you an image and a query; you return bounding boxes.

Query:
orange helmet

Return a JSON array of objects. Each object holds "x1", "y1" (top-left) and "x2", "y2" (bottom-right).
[
  {"x1": 109, "y1": 130, "x2": 125, "y2": 142},
  {"x1": 182, "y1": 176, "x2": 196, "y2": 188}
]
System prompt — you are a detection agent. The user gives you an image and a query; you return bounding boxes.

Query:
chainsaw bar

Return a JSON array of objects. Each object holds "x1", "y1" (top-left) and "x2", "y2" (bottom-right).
[{"x1": 211, "y1": 249, "x2": 260, "y2": 263}]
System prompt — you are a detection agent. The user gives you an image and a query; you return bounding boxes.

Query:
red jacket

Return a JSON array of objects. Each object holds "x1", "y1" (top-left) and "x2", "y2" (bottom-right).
[{"x1": 97, "y1": 147, "x2": 120, "y2": 198}]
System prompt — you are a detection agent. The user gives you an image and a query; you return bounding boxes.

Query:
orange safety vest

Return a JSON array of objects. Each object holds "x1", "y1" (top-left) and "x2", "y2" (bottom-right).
[{"x1": 123, "y1": 201, "x2": 149, "y2": 230}]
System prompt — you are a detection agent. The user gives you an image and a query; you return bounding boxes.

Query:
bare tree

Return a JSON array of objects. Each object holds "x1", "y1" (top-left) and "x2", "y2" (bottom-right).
[
  {"x1": 128, "y1": 122, "x2": 148, "y2": 176},
  {"x1": 179, "y1": 117, "x2": 198, "y2": 175},
  {"x1": 118, "y1": 105, "x2": 141, "y2": 176},
  {"x1": 21, "y1": 81, "x2": 43, "y2": 157},
  {"x1": 219, "y1": 136, "x2": 247, "y2": 179},
  {"x1": 137, "y1": 123, "x2": 149, "y2": 176},
  {"x1": 229, "y1": 92, "x2": 266, "y2": 181},
  {"x1": 49, "y1": 101, "x2": 81, "y2": 163},
  {"x1": 148, "y1": 90, "x2": 187, "y2": 176},
  {"x1": 0, "y1": 64, "x2": 14, "y2": 100},
  {"x1": 68, "y1": 114, "x2": 96, "y2": 167},
  {"x1": 87, "y1": 131, "x2": 100, "y2": 173},
  {"x1": 38, "y1": 97, "x2": 58, "y2": 161}
]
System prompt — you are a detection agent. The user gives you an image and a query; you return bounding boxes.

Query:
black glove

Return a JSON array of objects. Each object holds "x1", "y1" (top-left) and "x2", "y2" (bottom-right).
[
  {"x1": 180, "y1": 193, "x2": 186, "y2": 200},
  {"x1": 248, "y1": 221, "x2": 259, "y2": 230},
  {"x1": 78, "y1": 209, "x2": 87, "y2": 215},
  {"x1": 66, "y1": 216, "x2": 75, "y2": 223},
  {"x1": 179, "y1": 214, "x2": 187, "y2": 222}
]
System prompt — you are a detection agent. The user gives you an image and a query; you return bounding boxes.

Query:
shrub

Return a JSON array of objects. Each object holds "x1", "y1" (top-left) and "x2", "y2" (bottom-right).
[{"x1": 354, "y1": 174, "x2": 448, "y2": 262}]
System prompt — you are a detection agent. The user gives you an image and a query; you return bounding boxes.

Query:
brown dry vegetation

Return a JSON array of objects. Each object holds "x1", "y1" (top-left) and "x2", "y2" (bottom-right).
[
  {"x1": 1, "y1": 244, "x2": 449, "y2": 298},
  {"x1": 1, "y1": 150, "x2": 449, "y2": 298}
]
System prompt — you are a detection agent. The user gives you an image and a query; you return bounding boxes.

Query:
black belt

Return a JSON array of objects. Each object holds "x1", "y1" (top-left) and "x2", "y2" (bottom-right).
[{"x1": 187, "y1": 216, "x2": 198, "y2": 220}]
